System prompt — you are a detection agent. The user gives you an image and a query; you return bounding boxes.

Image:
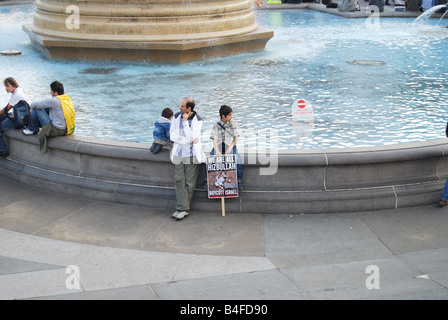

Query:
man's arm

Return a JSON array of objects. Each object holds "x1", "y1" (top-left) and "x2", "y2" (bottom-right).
[
  {"x1": 0, "y1": 104, "x2": 13, "y2": 116},
  {"x1": 191, "y1": 118, "x2": 202, "y2": 144},
  {"x1": 213, "y1": 138, "x2": 222, "y2": 156},
  {"x1": 30, "y1": 97, "x2": 58, "y2": 110},
  {"x1": 226, "y1": 136, "x2": 238, "y2": 155},
  {"x1": 170, "y1": 116, "x2": 191, "y2": 145}
]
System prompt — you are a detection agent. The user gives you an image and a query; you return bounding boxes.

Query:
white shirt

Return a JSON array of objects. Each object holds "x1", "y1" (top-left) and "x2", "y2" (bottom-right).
[
  {"x1": 9, "y1": 87, "x2": 28, "y2": 106},
  {"x1": 170, "y1": 112, "x2": 206, "y2": 164}
]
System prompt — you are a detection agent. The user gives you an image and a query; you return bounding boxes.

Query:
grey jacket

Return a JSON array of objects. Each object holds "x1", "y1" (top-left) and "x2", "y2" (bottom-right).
[{"x1": 30, "y1": 96, "x2": 66, "y2": 130}]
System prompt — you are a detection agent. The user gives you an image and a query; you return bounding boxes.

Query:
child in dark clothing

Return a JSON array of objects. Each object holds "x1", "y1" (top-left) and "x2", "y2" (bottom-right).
[{"x1": 150, "y1": 107, "x2": 173, "y2": 154}]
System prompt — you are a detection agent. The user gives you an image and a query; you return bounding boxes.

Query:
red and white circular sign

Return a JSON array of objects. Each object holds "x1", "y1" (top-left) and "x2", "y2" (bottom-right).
[
  {"x1": 292, "y1": 99, "x2": 314, "y2": 123},
  {"x1": 297, "y1": 99, "x2": 306, "y2": 109}
]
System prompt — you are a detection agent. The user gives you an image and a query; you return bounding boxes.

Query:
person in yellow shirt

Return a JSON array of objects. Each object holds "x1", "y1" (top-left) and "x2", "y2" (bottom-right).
[{"x1": 23, "y1": 81, "x2": 75, "y2": 154}]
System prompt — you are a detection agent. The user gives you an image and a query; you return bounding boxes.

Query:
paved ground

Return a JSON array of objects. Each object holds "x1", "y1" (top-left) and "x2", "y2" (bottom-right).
[{"x1": 1, "y1": 175, "x2": 448, "y2": 301}]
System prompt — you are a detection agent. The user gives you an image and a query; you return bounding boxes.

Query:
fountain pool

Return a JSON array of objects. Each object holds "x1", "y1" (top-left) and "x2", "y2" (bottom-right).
[{"x1": 1, "y1": 4, "x2": 448, "y2": 150}]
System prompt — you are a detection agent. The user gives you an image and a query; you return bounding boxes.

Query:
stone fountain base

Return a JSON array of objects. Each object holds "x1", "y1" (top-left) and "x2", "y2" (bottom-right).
[
  {"x1": 2, "y1": 129, "x2": 447, "y2": 215},
  {"x1": 23, "y1": 25, "x2": 273, "y2": 63}
]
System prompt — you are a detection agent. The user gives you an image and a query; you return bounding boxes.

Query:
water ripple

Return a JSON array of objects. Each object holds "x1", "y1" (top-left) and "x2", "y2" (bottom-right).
[{"x1": 1, "y1": 7, "x2": 448, "y2": 148}]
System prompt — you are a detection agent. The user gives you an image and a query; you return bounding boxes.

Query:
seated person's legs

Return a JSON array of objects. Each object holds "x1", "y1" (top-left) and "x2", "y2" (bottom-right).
[
  {"x1": 0, "y1": 117, "x2": 14, "y2": 155},
  {"x1": 24, "y1": 109, "x2": 51, "y2": 134}
]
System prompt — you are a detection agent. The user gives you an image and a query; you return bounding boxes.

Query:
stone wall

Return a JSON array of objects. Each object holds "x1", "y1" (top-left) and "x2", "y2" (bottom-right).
[{"x1": 1, "y1": 129, "x2": 447, "y2": 214}]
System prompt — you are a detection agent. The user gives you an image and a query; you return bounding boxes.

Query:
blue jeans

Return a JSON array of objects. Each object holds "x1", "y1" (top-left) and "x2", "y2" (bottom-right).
[
  {"x1": 27, "y1": 109, "x2": 51, "y2": 132},
  {"x1": 210, "y1": 145, "x2": 243, "y2": 181},
  {"x1": 0, "y1": 115, "x2": 14, "y2": 151},
  {"x1": 441, "y1": 178, "x2": 448, "y2": 201}
]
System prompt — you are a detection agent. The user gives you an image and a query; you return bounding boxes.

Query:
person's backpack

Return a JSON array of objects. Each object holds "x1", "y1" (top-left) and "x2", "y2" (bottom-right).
[{"x1": 4, "y1": 100, "x2": 30, "y2": 129}]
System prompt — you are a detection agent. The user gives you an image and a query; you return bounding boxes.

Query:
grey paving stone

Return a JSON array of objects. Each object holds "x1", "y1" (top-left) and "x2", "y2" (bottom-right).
[
  {"x1": 0, "y1": 255, "x2": 62, "y2": 275},
  {"x1": 152, "y1": 270, "x2": 309, "y2": 300}
]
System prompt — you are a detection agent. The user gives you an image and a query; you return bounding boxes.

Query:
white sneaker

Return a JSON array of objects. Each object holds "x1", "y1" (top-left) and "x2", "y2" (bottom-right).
[
  {"x1": 172, "y1": 210, "x2": 181, "y2": 219},
  {"x1": 175, "y1": 211, "x2": 189, "y2": 220},
  {"x1": 22, "y1": 128, "x2": 36, "y2": 135}
]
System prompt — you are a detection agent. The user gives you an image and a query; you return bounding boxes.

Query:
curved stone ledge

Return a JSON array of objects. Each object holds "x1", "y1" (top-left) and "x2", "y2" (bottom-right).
[{"x1": 1, "y1": 129, "x2": 447, "y2": 214}]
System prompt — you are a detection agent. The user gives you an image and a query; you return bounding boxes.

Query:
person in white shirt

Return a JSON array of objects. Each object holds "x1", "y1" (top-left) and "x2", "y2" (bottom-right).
[
  {"x1": 169, "y1": 97, "x2": 206, "y2": 220},
  {"x1": 0, "y1": 77, "x2": 28, "y2": 156}
]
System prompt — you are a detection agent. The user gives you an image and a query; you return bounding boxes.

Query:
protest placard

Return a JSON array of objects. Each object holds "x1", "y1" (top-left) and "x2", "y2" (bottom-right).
[
  {"x1": 206, "y1": 154, "x2": 239, "y2": 216},
  {"x1": 206, "y1": 154, "x2": 239, "y2": 199}
]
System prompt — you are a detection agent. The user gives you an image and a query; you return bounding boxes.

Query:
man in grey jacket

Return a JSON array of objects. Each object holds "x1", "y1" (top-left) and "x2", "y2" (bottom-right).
[{"x1": 23, "y1": 81, "x2": 67, "y2": 154}]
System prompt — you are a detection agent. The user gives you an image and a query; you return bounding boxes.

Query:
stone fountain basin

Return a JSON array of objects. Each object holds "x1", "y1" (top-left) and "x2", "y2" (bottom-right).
[{"x1": 1, "y1": 129, "x2": 447, "y2": 214}]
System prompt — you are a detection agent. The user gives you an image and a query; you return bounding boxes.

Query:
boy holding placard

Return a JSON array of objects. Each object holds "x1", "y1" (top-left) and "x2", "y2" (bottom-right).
[{"x1": 205, "y1": 105, "x2": 243, "y2": 191}]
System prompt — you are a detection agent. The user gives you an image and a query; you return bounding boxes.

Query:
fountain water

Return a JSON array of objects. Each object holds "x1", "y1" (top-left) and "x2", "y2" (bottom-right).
[
  {"x1": 437, "y1": 5, "x2": 448, "y2": 25},
  {"x1": 414, "y1": 4, "x2": 447, "y2": 24},
  {"x1": 2, "y1": 7, "x2": 448, "y2": 149}
]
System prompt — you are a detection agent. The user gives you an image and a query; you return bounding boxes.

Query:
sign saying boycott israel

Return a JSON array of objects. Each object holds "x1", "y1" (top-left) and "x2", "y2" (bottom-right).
[{"x1": 206, "y1": 154, "x2": 238, "y2": 199}]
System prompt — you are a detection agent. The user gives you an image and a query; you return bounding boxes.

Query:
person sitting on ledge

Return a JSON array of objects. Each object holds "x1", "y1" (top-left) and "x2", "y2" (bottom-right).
[
  {"x1": 150, "y1": 107, "x2": 173, "y2": 154},
  {"x1": 23, "y1": 81, "x2": 75, "y2": 155},
  {"x1": 0, "y1": 77, "x2": 29, "y2": 157},
  {"x1": 439, "y1": 124, "x2": 448, "y2": 207}
]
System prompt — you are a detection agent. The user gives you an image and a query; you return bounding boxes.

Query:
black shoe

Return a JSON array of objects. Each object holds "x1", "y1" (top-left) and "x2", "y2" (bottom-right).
[
  {"x1": 151, "y1": 143, "x2": 163, "y2": 154},
  {"x1": 150, "y1": 142, "x2": 157, "y2": 152},
  {"x1": 0, "y1": 150, "x2": 9, "y2": 157}
]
